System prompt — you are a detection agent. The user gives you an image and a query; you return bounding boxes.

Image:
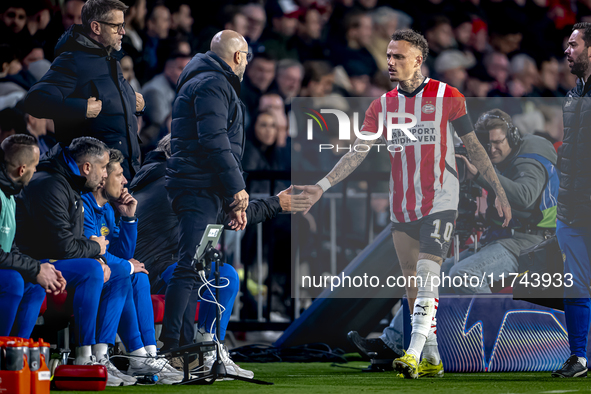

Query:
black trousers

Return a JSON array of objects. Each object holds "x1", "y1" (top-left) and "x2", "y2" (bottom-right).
[{"x1": 160, "y1": 187, "x2": 226, "y2": 350}]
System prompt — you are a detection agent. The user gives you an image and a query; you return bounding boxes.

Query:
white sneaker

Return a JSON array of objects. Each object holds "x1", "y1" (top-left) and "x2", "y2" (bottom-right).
[
  {"x1": 145, "y1": 353, "x2": 185, "y2": 384},
  {"x1": 203, "y1": 345, "x2": 254, "y2": 380},
  {"x1": 74, "y1": 355, "x2": 124, "y2": 387},
  {"x1": 97, "y1": 355, "x2": 137, "y2": 386}
]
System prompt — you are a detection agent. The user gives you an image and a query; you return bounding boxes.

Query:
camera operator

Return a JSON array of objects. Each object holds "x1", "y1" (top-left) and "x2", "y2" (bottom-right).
[
  {"x1": 448, "y1": 108, "x2": 559, "y2": 293},
  {"x1": 349, "y1": 108, "x2": 559, "y2": 361}
]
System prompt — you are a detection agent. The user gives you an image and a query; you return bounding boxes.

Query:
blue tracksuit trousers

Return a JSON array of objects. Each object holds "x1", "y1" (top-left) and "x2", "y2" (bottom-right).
[
  {"x1": 161, "y1": 262, "x2": 239, "y2": 341},
  {"x1": 557, "y1": 219, "x2": 591, "y2": 358},
  {"x1": 0, "y1": 269, "x2": 46, "y2": 337}
]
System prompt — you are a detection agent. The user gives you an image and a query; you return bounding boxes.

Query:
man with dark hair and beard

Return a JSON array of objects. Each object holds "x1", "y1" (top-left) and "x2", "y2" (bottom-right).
[
  {"x1": 552, "y1": 22, "x2": 591, "y2": 379},
  {"x1": 0, "y1": 134, "x2": 66, "y2": 339},
  {"x1": 16, "y1": 137, "x2": 134, "y2": 387}
]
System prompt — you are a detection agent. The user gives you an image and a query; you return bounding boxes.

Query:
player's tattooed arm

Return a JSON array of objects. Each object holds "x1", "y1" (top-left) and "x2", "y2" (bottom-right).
[
  {"x1": 294, "y1": 137, "x2": 376, "y2": 214},
  {"x1": 461, "y1": 131, "x2": 513, "y2": 227},
  {"x1": 326, "y1": 137, "x2": 375, "y2": 185}
]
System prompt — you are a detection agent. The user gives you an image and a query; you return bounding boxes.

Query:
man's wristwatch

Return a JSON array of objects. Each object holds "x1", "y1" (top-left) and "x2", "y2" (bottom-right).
[{"x1": 135, "y1": 104, "x2": 146, "y2": 116}]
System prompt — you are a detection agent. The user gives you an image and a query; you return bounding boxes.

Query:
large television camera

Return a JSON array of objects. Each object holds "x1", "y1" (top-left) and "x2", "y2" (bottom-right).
[{"x1": 454, "y1": 145, "x2": 484, "y2": 248}]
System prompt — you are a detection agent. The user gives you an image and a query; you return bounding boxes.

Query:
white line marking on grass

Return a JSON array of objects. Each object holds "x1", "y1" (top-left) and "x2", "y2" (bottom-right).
[{"x1": 540, "y1": 390, "x2": 580, "y2": 393}]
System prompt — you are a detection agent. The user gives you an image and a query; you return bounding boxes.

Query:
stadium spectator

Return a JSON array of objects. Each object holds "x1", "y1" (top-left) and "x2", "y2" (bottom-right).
[
  {"x1": 484, "y1": 51, "x2": 511, "y2": 96},
  {"x1": 260, "y1": 2, "x2": 299, "y2": 61},
  {"x1": 24, "y1": 1, "x2": 52, "y2": 38},
  {"x1": 0, "y1": 44, "x2": 27, "y2": 109},
  {"x1": 259, "y1": 92, "x2": 285, "y2": 114},
  {"x1": 15, "y1": 137, "x2": 133, "y2": 386},
  {"x1": 120, "y1": 55, "x2": 141, "y2": 91},
  {"x1": 140, "y1": 52, "x2": 191, "y2": 154},
  {"x1": 170, "y1": 2, "x2": 193, "y2": 36},
  {"x1": 242, "y1": 3, "x2": 266, "y2": 51},
  {"x1": 451, "y1": 12, "x2": 473, "y2": 55},
  {"x1": 162, "y1": 31, "x2": 250, "y2": 361},
  {"x1": 24, "y1": 0, "x2": 144, "y2": 180},
  {"x1": 333, "y1": 11, "x2": 377, "y2": 78},
  {"x1": 195, "y1": 5, "x2": 248, "y2": 54},
  {"x1": 423, "y1": 16, "x2": 454, "y2": 76},
  {"x1": 42, "y1": 0, "x2": 85, "y2": 61},
  {"x1": 508, "y1": 54, "x2": 539, "y2": 97},
  {"x1": 0, "y1": 134, "x2": 66, "y2": 338},
  {"x1": 23, "y1": 113, "x2": 56, "y2": 156},
  {"x1": 63, "y1": 0, "x2": 85, "y2": 30},
  {"x1": 1, "y1": 5, "x2": 27, "y2": 35},
  {"x1": 300, "y1": 60, "x2": 334, "y2": 98},
  {"x1": 81, "y1": 148, "x2": 183, "y2": 384},
  {"x1": 141, "y1": 2, "x2": 171, "y2": 82},
  {"x1": 243, "y1": 111, "x2": 287, "y2": 194},
  {"x1": 368, "y1": 7, "x2": 412, "y2": 72},
  {"x1": 223, "y1": 5, "x2": 248, "y2": 36},
  {"x1": 241, "y1": 52, "x2": 276, "y2": 117},
  {"x1": 532, "y1": 56, "x2": 562, "y2": 97},
  {"x1": 464, "y1": 65, "x2": 495, "y2": 98},
  {"x1": 272, "y1": 59, "x2": 303, "y2": 106},
  {"x1": 292, "y1": 7, "x2": 327, "y2": 63},
  {"x1": 120, "y1": 0, "x2": 147, "y2": 66},
  {"x1": 434, "y1": 49, "x2": 475, "y2": 90},
  {"x1": 489, "y1": 25, "x2": 522, "y2": 56},
  {"x1": 553, "y1": 22, "x2": 591, "y2": 379}
]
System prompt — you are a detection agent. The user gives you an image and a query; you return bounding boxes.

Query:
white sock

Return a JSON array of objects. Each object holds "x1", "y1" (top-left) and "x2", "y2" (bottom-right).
[
  {"x1": 407, "y1": 333, "x2": 426, "y2": 360},
  {"x1": 145, "y1": 345, "x2": 157, "y2": 356},
  {"x1": 130, "y1": 347, "x2": 148, "y2": 357},
  {"x1": 129, "y1": 347, "x2": 148, "y2": 366},
  {"x1": 92, "y1": 343, "x2": 109, "y2": 360},
  {"x1": 422, "y1": 299, "x2": 440, "y2": 365},
  {"x1": 578, "y1": 357, "x2": 587, "y2": 367},
  {"x1": 74, "y1": 345, "x2": 92, "y2": 364},
  {"x1": 407, "y1": 297, "x2": 436, "y2": 359}
]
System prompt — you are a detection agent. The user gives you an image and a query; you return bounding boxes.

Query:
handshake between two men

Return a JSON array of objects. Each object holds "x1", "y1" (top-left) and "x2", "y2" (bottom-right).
[{"x1": 227, "y1": 185, "x2": 314, "y2": 231}]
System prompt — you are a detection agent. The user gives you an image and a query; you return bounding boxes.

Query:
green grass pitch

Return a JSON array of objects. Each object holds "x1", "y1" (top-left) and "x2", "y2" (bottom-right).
[{"x1": 52, "y1": 362, "x2": 590, "y2": 393}]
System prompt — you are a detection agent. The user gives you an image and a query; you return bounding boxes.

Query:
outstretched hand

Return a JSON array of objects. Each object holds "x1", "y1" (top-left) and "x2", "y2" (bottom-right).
[
  {"x1": 277, "y1": 185, "x2": 312, "y2": 213},
  {"x1": 293, "y1": 185, "x2": 323, "y2": 215}
]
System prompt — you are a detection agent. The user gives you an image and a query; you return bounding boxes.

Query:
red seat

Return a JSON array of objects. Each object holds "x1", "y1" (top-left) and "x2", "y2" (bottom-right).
[
  {"x1": 40, "y1": 292, "x2": 200, "y2": 326},
  {"x1": 151, "y1": 295, "x2": 200, "y2": 324},
  {"x1": 39, "y1": 296, "x2": 47, "y2": 316}
]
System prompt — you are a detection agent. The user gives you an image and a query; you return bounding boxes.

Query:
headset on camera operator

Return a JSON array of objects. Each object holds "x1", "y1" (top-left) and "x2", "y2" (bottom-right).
[{"x1": 446, "y1": 109, "x2": 559, "y2": 293}]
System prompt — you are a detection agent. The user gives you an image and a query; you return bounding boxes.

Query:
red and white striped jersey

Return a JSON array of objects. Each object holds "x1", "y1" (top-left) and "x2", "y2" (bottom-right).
[{"x1": 360, "y1": 78, "x2": 468, "y2": 223}]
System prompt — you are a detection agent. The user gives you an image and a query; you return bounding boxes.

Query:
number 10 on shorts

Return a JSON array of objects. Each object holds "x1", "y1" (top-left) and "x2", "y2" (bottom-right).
[{"x1": 430, "y1": 219, "x2": 453, "y2": 242}]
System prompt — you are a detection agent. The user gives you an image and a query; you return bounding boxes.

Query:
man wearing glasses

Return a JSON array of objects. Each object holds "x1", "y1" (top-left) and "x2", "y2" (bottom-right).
[
  {"x1": 25, "y1": 0, "x2": 144, "y2": 181},
  {"x1": 449, "y1": 109, "x2": 558, "y2": 293},
  {"x1": 161, "y1": 30, "x2": 251, "y2": 373}
]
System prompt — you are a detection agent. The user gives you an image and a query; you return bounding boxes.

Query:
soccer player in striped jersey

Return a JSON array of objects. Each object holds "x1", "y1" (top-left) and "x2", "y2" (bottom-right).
[{"x1": 297, "y1": 29, "x2": 512, "y2": 379}]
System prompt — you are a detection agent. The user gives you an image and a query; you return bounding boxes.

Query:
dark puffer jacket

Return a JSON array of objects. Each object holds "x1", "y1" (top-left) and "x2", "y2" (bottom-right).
[
  {"x1": 165, "y1": 51, "x2": 246, "y2": 197},
  {"x1": 15, "y1": 144, "x2": 101, "y2": 260},
  {"x1": 25, "y1": 25, "x2": 140, "y2": 180},
  {"x1": 559, "y1": 80, "x2": 591, "y2": 226}
]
